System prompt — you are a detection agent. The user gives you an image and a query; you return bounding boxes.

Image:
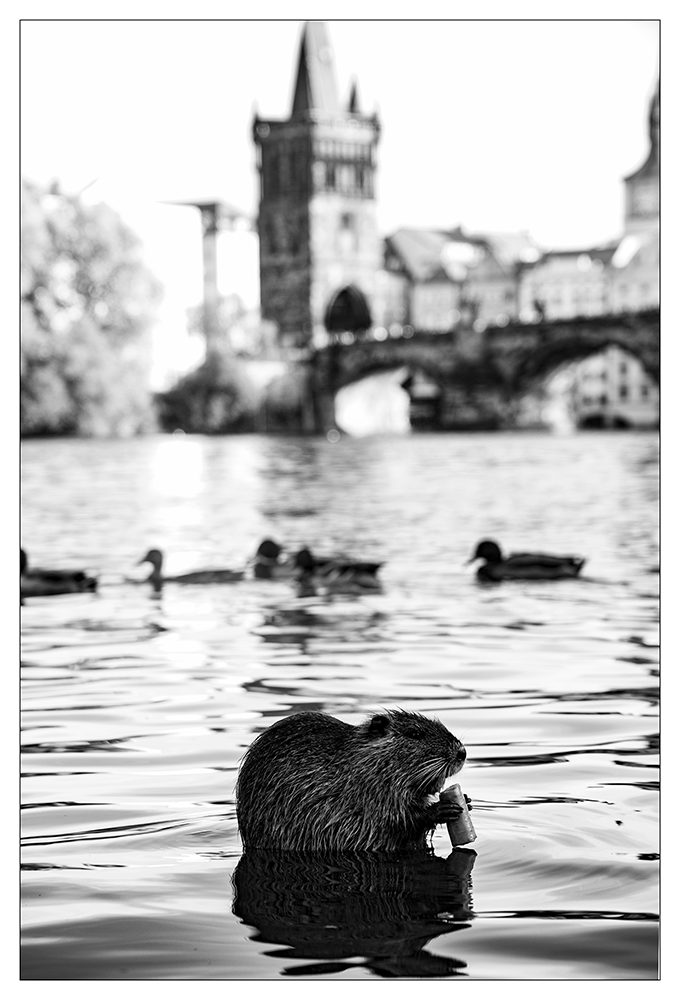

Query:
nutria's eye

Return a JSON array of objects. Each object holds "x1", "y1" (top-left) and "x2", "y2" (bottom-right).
[{"x1": 404, "y1": 727, "x2": 424, "y2": 740}]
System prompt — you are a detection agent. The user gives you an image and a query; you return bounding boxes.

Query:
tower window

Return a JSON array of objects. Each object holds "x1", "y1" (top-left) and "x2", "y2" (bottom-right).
[
  {"x1": 337, "y1": 164, "x2": 354, "y2": 193},
  {"x1": 338, "y1": 212, "x2": 358, "y2": 253},
  {"x1": 313, "y1": 161, "x2": 326, "y2": 190}
]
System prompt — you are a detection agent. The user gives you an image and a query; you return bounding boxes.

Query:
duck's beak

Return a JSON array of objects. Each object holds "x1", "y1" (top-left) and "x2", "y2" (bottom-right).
[
  {"x1": 464, "y1": 555, "x2": 477, "y2": 565},
  {"x1": 137, "y1": 556, "x2": 149, "y2": 566}
]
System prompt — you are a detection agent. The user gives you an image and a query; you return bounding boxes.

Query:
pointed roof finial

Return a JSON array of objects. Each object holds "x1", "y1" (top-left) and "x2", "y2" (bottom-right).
[
  {"x1": 347, "y1": 77, "x2": 360, "y2": 114},
  {"x1": 291, "y1": 21, "x2": 340, "y2": 115}
]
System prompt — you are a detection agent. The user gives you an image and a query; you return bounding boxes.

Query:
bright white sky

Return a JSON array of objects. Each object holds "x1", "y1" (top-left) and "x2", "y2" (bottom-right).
[{"x1": 20, "y1": 15, "x2": 659, "y2": 387}]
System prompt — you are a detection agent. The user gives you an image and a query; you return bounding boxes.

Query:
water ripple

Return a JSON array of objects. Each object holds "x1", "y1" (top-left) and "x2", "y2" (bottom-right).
[{"x1": 20, "y1": 431, "x2": 658, "y2": 979}]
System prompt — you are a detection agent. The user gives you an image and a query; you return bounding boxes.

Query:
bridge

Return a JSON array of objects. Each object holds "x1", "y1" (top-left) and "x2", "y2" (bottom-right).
[{"x1": 310, "y1": 308, "x2": 660, "y2": 431}]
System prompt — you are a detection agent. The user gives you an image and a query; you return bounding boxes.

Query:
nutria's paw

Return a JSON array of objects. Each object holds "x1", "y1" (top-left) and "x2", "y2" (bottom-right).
[
  {"x1": 435, "y1": 799, "x2": 464, "y2": 823},
  {"x1": 434, "y1": 794, "x2": 473, "y2": 823}
]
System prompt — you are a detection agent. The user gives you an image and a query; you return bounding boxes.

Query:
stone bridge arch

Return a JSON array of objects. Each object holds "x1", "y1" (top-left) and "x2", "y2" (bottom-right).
[
  {"x1": 486, "y1": 311, "x2": 660, "y2": 393},
  {"x1": 509, "y1": 338, "x2": 653, "y2": 395},
  {"x1": 332, "y1": 352, "x2": 446, "y2": 394},
  {"x1": 310, "y1": 309, "x2": 659, "y2": 432},
  {"x1": 332, "y1": 359, "x2": 446, "y2": 434}
]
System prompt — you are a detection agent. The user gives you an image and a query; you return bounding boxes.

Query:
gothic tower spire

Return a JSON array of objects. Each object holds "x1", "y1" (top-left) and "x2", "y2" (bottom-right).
[{"x1": 291, "y1": 21, "x2": 340, "y2": 114}]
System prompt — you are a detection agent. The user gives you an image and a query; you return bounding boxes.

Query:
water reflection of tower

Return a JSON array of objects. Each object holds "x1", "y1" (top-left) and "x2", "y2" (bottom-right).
[{"x1": 253, "y1": 21, "x2": 382, "y2": 352}]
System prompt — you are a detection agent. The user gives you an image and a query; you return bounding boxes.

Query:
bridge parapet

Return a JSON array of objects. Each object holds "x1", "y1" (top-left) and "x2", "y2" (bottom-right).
[
  {"x1": 309, "y1": 308, "x2": 659, "y2": 431},
  {"x1": 484, "y1": 310, "x2": 659, "y2": 386},
  {"x1": 315, "y1": 308, "x2": 659, "y2": 390}
]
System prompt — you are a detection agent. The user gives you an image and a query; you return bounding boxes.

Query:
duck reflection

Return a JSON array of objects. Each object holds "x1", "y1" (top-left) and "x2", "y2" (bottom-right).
[
  {"x1": 256, "y1": 606, "x2": 388, "y2": 647},
  {"x1": 232, "y1": 847, "x2": 475, "y2": 978}
]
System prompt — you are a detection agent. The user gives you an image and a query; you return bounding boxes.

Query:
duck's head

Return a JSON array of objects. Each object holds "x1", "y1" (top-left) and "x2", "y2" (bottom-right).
[
  {"x1": 20, "y1": 548, "x2": 28, "y2": 574},
  {"x1": 467, "y1": 540, "x2": 503, "y2": 565},
  {"x1": 138, "y1": 548, "x2": 163, "y2": 571},
  {"x1": 294, "y1": 548, "x2": 316, "y2": 573},
  {"x1": 256, "y1": 539, "x2": 282, "y2": 561}
]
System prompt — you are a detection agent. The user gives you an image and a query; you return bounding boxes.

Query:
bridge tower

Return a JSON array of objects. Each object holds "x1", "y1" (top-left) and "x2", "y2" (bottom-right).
[
  {"x1": 253, "y1": 21, "x2": 381, "y2": 352},
  {"x1": 623, "y1": 79, "x2": 659, "y2": 236}
]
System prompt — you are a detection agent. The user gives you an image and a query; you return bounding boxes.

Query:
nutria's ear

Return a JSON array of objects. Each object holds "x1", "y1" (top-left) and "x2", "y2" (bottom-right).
[{"x1": 366, "y1": 714, "x2": 391, "y2": 739}]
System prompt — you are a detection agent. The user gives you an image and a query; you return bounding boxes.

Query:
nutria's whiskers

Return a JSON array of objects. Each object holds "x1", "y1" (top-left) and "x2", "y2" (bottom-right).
[{"x1": 410, "y1": 758, "x2": 450, "y2": 791}]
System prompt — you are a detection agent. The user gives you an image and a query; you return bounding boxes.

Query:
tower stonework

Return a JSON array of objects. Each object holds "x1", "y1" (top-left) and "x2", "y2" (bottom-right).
[
  {"x1": 623, "y1": 80, "x2": 659, "y2": 236},
  {"x1": 253, "y1": 21, "x2": 381, "y2": 350}
]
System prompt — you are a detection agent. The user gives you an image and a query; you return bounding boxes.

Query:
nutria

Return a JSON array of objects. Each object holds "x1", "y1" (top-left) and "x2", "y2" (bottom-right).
[{"x1": 235, "y1": 710, "x2": 469, "y2": 852}]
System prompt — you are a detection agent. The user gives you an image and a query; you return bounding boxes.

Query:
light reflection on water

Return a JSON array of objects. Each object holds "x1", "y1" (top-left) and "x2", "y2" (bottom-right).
[{"x1": 21, "y1": 431, "x2": 658, "y2": 980}]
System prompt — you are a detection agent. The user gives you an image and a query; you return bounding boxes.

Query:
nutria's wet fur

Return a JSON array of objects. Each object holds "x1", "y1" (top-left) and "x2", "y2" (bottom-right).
[{"x1": 235, "y1": 710, "x2": 467, "y2": 852}]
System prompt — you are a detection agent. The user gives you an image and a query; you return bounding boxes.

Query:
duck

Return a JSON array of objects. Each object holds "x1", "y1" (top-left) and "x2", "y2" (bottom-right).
[
  {"x1": 467, "y1": 539, "x2": 586, "y2": 582},
  {"x1": 252, "y1": 539, "x2": 296, "y2": 580},
  {"x1": 293, "y1": 546, "x2": 384, "y2": 594},
  {"x1": 21, "y1": 548, "x2": 98, "y2": 599},
  {"x1": 138, "y1": 548, "x2": 245, "y2": 591}
]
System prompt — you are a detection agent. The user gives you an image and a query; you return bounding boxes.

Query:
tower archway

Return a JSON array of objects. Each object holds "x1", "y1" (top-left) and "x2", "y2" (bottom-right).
[{"x1": 324, "y1": 284, "x2": 372, "y2": 335}]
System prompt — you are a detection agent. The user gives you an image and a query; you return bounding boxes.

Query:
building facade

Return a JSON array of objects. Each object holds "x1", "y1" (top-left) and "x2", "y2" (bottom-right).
[
  {"x1": 254, "y1": 22, "x2": 658, "y2": 428},
  {"x1": 373, "y1": 82, "x2": 659, "y2": 428},
  {"x1": 517, "y1": 246, "x2": 615, "y2": 321},
  {"x1": 570, "y1": 80, "x2": 659, "y2": 427}
]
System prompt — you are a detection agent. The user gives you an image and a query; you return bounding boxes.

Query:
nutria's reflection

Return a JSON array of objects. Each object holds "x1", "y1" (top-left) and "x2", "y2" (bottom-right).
[{"x1": 232, "y1": 848, "x2": 475, "y2": 978}]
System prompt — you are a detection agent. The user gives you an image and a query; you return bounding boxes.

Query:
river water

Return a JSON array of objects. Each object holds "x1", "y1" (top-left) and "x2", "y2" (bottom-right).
[{"x1": 20, "y1": 430, "x2": 659, "y2": 980}]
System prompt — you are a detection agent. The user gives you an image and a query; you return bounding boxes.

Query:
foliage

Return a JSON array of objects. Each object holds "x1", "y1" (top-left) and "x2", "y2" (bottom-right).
[
  {"x1": 186, "y1": 293, "x2": 279, "y2": 358},
  {"x1": 21, "y1": 312, "x2": 157, "y2": 437},
  {"x1": 21, "y1": 178, "x2": 162, "y2": 437},
  {"x1": 155, "y1": 347, "x2": 259, "y2": 434},
  {"x1": 159, "y1": 294, "x2": 293, "y2": 433}
]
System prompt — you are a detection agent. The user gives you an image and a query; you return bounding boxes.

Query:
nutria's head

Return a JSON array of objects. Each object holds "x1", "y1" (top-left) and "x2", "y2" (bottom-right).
[
  {"x1": 468, "y1": 540, "x2": 502, "y2": 565},
  {"x1": 354, "y1": 710, "x2": 467, "y2": 799},
  {"x1": 256, "y1": 539, "x2": 282, "y2": 560}
]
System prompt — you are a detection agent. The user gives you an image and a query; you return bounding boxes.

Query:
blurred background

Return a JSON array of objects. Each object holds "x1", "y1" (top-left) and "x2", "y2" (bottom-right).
[{"x1": 20, "y1": 18, "x2": 659, "y2": 439}]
